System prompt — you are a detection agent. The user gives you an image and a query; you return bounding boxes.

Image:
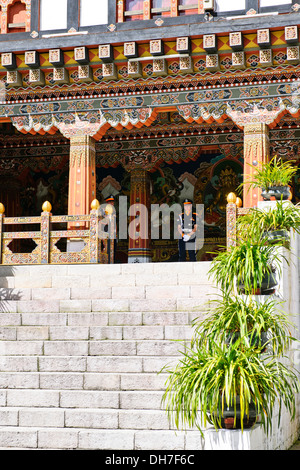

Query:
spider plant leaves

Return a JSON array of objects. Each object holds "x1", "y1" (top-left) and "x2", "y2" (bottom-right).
[
  {"x1": 162, "y1": 178, "x2": 300, "y2": 438},
  {"x1": 192, "y1": 294, "x2": 295, "y2": 356},
  {"x1": 208, "y1": 238, "x2": 283, "y2": 296},
  {"x1": 239, "y1": 156, "x2": 297, "y2": 194},
  {"x1": 237, "y1": 201, "x2": 300, "y2": 242},
  {"x1": 162, "y1": 338, "x2": 300, "y2": 435}
]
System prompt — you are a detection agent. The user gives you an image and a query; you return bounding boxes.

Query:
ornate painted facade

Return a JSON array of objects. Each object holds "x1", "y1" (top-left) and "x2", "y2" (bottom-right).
[{"x1": 1, "y1": 0, "x2": 300, "y2": 263}]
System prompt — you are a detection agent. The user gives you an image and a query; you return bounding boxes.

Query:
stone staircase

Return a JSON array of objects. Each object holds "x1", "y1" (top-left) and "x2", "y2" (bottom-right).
[{"x1": 0, "y1": 262, "x2": 216, "y2": 450}]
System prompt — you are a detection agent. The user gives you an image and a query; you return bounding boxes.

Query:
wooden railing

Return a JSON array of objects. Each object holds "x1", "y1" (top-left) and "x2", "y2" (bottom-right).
[
  {"x1": 0, "y1": 201, "x2": 115, "y2": 266},
  {"x1": 226, "y1": 194, "x2": 250, "y2": 249}
]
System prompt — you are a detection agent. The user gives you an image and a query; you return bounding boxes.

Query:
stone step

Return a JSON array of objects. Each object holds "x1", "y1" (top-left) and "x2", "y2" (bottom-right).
[
  {"x1": 0, "y1": 297, "x2": 212, "y2": 315},
  {"x1": 0, "y1": 311, "x2": 199, "y2": 327},
  {"x1": 0, "y1": 261, "x2": 212, "y2": 281},
  {"x1": 0, "y1": 262, "x2": 214, "y2": 450},
  {"x1": 0, "y1": 355, "x2": 179, "y2": 373},
  {"x1": 0, "y1": 407, "x2": 175, "y2": 430},
  {"x1": 0, "y1": 427, "x2": 203, "y2": 450},
  {"x1": 0, "y1": 325, "x2": 193, "y2": 341},
  {"x1": 0, "y1": 339, "x2": 186, "y2": 356},
  {"x1": 0, "y1": 372, "x2": 169, "y2": 391},
  {"x1": 3, "y1": 390, "x2": 165, "y2": 410}
]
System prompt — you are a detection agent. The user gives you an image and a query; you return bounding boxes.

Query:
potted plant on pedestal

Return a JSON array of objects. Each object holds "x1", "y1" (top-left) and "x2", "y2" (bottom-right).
[
  {"x1": 241, "y1": 156, "x2": 297, "y2": 201},
  {"x1": 236, "y1": 200, "x2": 300, "y2": 246},
  {"x1": 207, "y1": 236, "x2": 283, "y2": 295},
  {"x1": 162, "y1": 332, "x2": 299, "y2": 434},
  {"x1": 193, "y1": 294, "x2": 294, "y2": 357}
]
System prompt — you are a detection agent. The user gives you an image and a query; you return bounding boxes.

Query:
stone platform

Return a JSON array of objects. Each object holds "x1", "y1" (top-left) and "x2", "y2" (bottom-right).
[
  {"x1": 0, "y1": 262, "x2": 216, "y2": 450},
  {"x1": 0, "y1": 261, "x2": 298, "y2": 450}
]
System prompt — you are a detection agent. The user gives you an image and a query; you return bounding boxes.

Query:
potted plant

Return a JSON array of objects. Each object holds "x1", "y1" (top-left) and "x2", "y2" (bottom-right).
[
  {"x1": 240, "y1": 156, "x2": 297, "y2": 201},
  {"x1": 237, "y1": 200, "x2": 300, "y2": 246},
  {"x1": 162, "y1": 336, "x2": 300, "y2": 434},
  {"x1": 208, "y1": 237, "x2": 284, "y2": 295},
  {"x1": 192, "y1": 294, "x2": 295, "y2": 357}
]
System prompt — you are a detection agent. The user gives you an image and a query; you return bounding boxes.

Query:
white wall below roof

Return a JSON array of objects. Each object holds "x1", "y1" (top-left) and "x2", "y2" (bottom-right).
[
  {"x1": 40, "y1": 0, "x2": 68, "y2": 31},
  {"x1": 215, "y1": 0, "x2": 246, "y2": 11},
  {"x1": 215, "y1": 0, "x2": 291, "y2": 11},
  {"x1": 80, "y1": 0, "x2": 108, "y2": 26}
]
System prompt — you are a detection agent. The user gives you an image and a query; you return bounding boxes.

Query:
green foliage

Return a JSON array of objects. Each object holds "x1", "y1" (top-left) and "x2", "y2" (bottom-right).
[
  {"x1": 162, "y1": 188, "x2": 300, "y2": 436},
  {"x1": 237, "y1": 201, "x2": 300, "y2": 242},
  {"x1": 239, "y1": 156, "x2": 297, "y2": 192},
  {"x1": 208, "y1": 238, "x2": 283, "y2": 295},
  {"x1": 193, "y1": 294, "x2": 295, "y2": 357},
  {"x1": 162, "y1": 339, "x2": 300, "y2": 435}
]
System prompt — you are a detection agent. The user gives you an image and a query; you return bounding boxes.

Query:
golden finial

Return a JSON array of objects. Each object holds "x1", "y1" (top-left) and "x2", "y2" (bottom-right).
[
  {"x1": 236, "y1": 197, "x2": 243, "y2": 208},
  {"x1": 227, "y1": 192, "x2": 237, "y2": 204},
  {"x1": 91, "y1": 199, "x2": 100, "y2": 210},
  {"x1": 42, "y1": 201, "x2": 52, "y2": 213},
  {"x1": 0, "y1": 203, "x2": 5, "y2": 214}
]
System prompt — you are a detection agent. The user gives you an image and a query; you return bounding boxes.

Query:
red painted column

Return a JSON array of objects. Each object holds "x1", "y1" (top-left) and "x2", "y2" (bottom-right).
[
  {"x1": 68, "y1": 135, "x2": 96, "y2": 227},
  {"x1": 243, "y1": 123, "x2": 270, "y2": 208},
  {"x1": 128, "y1": 168, "x2": 152, "y2": 263}
]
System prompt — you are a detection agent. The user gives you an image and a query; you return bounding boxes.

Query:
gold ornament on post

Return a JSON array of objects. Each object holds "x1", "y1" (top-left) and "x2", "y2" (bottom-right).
[
  {"x1": 236, "y1": 197, "x2": 243, "y2": 208},
  {"x1": 42, "y1": 201, "x2": 52, "y2": 213},
  {"x1": 91, "y1": 199, "x2": 100, "y2": 211},
  {"x1": 0, "y1": 203, "x2": 5, "y2": 214},
  {"x1": 227, "y1": 192, "x2": 237, "y2": 204}
]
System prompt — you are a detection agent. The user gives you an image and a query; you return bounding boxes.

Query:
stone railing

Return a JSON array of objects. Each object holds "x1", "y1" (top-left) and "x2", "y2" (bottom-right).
[{"x1": 0, "y1": 200, "x2": 115, "y2": 266}]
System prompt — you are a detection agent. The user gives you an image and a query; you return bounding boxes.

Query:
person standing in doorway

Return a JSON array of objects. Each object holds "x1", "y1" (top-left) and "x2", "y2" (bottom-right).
[{"x1": 177, "y1": 199, "x2": 198, "y2": 262}]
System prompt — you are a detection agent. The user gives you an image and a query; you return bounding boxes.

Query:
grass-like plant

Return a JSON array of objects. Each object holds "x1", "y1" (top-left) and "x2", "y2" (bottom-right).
[
  {"x1": 240, "y1": 156, "x2": 297, "y2": 193},
  {"x1": 192, "y1": 294, "x2": 296, "y2": 357},
  {"x1": 208, "y1": 238, "x2": 283, "y2": 295},
  {"x1": 237, "y1": 200, "x2": 300, "y2": 243},
  {"x1": 162, "y1": 338, "x2": 300, "y2": 435}
]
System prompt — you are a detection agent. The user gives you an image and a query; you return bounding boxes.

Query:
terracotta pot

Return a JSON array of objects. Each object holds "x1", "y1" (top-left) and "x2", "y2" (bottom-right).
[
  {"x1": 238, "y1": 270, "x2": 277, "y2": 295},
  {"x1": 215, "y1": 398, "x2": 258, "y2": 430}
]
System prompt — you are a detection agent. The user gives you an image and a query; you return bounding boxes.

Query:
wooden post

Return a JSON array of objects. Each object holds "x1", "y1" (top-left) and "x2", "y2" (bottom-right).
[
  {"x1": 128, "y1": 168, "x2": 151, "y2": 263},
  {"x1": 117, "y1": 0, "x2": 125, "y2": 22},
  {"x1": 143, "y1": 0, "x2": 151, "y2": 20},
  {"x1": 40, "y1": 203, "x2": 51, "y2": 264},
  {"x1": 0, "y1": 208, "x2": 4, "y2": 265},
  {"x1": 226, "y1": 202, "x2": 237, "y2": 250},
  {"x1": 171, "y1": 0, "x2": 178, "y2": 17},
  {"x1": 89, "y1": 205, "x2": 100, "y2": 264},
  {"x1": 198, "y1": 0, "x2": 205, "y2": 14}
]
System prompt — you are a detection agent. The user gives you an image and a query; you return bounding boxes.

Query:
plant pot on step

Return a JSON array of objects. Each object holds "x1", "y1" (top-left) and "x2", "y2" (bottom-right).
[
  {"x1": 262, "y1": 230, "x2": 290, "y2": 245},
  {"x1": 226, "y1": 330, "x2": 270, "y2": 352},
  {"x1": 213, "y1": 397, "x2": 258, "y2": 430},
  {"x1": 261, "y1": 186, "x2": 290, "y2": 201},
  {"x1": 238, "y1": 270, "x2": 277, "y2": 295}
]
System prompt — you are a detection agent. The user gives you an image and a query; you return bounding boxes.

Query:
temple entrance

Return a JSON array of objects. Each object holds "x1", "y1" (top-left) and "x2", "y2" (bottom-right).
[
  {"x1": 95, "y1": 152, "x2": 243, "y2": 262},
  {"x1": 0, "y1": 119, "x2": 244, "y2": 263}
]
